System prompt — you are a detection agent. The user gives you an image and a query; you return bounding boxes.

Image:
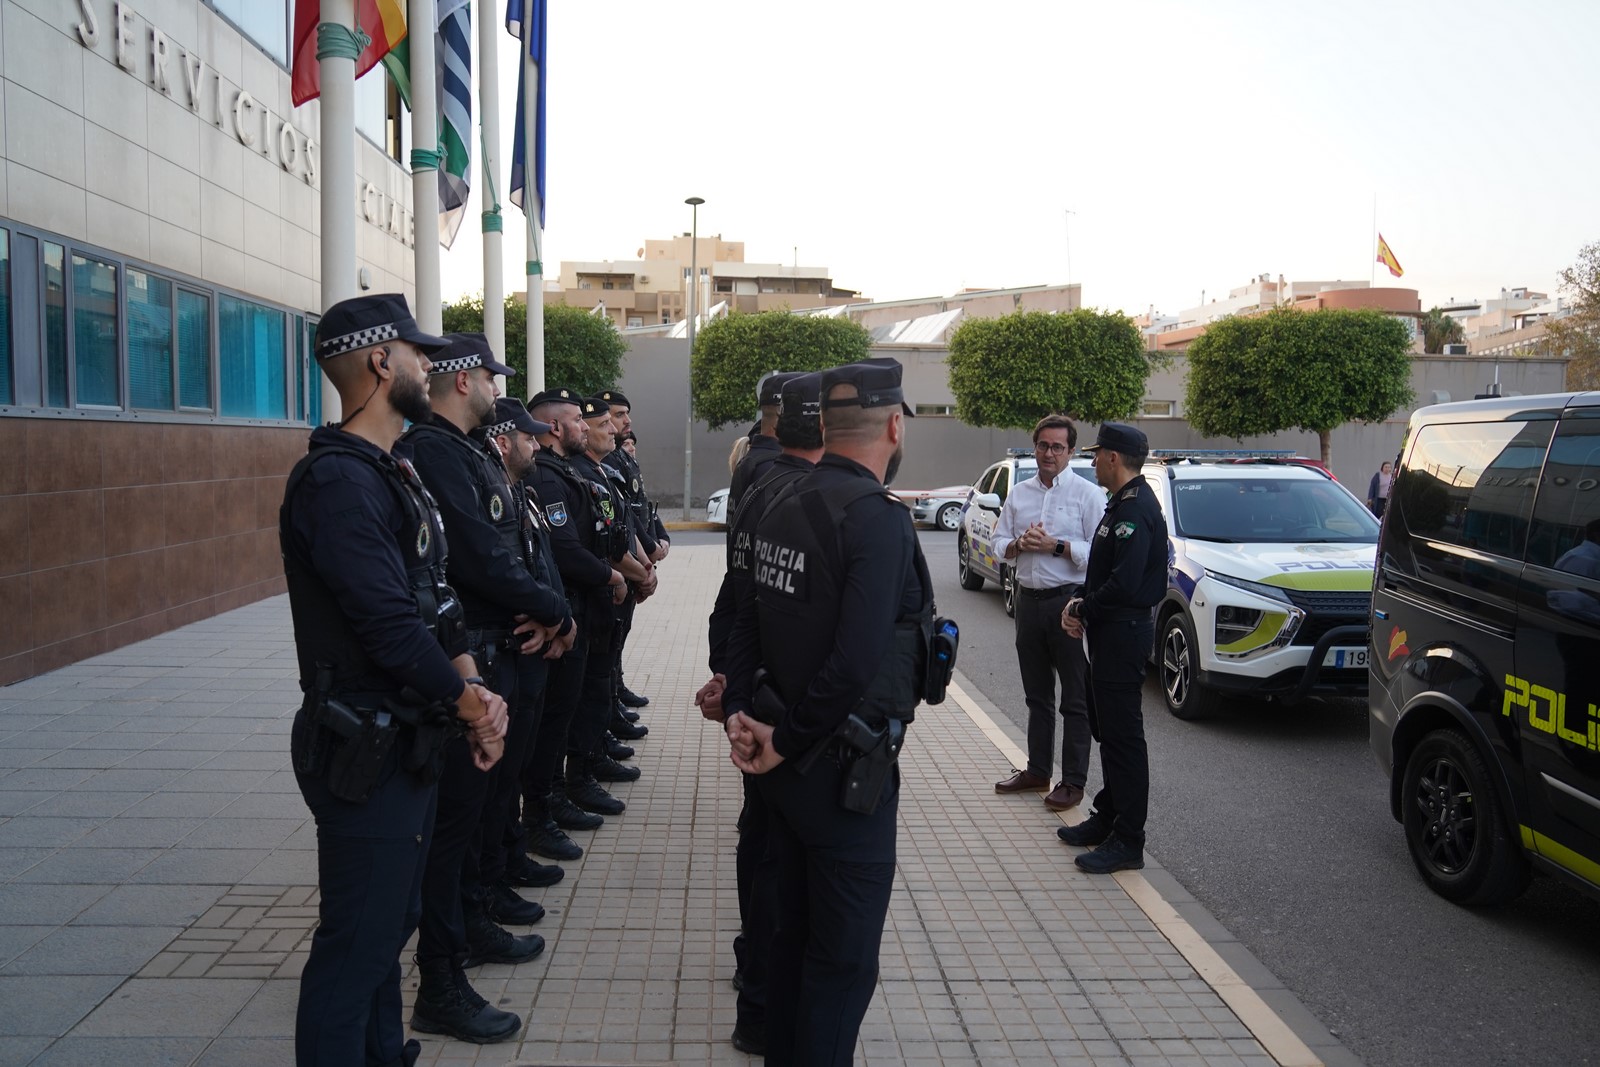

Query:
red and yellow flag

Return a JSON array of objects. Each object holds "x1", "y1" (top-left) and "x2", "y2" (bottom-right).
[
  {"x1": 1376, "y1": 234, "x2": 1404, "y2": 278},
  {"x1": 291, "y1": 0, "x2": 409, "y2": 107}
]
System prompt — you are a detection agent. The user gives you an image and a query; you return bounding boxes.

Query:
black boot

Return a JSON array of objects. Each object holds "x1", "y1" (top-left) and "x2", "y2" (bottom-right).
[
  {"x1": 549, "y1": 788, "x2": 604, "y2": 831},
  {"x1": 590, "y1": 753, "x2": 641, "y2": 783},
  {"x1": 604, "y1": 731, "x2": 635, "y2": 761},
  {"x1": 611, "y1": 714, "x2": 648, "y2": 740},
  {"x1": 463, "y1": 904, "x2": 546, "y2": 966},
  {"x1": 618, "y1": 685, "x2": 649, "y2": 708},
  {"x1": 617, "y1": 706, "x2": 641, "y2": 723},
  {"x1": 527, "y1": 810, "x2": 584, "y2": 861},
  {"x1": 484, "y1": 883, "x2": 546, "y2": 926},
  {"x1": 504, "y1": 852, "x2": 564, "y2": 888},
  {"x1": 567, "y1": 772, "x2": 626, "y2": 816},
  {"x1": 410, "y1": 958, "x2": 521, "y2": 1044}
]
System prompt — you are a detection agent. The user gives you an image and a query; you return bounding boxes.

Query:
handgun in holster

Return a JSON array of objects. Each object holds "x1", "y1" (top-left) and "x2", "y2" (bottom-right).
[{"x1": 837, "y1": 713, "x2": 906, "y2": 815}]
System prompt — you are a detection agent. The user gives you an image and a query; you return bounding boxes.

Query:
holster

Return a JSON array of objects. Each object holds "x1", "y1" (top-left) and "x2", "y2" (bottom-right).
[
  {"x1": 836, "y1": 714, "x2": 906, "y2": 815},
  {"x1": 750, "y1": 669, "x2": 786, "y2": 727}
]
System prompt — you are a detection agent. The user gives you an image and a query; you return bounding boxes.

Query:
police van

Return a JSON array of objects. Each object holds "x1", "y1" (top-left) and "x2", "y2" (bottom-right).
[
  {"x1": 957, "y1": 448, "x2": 1098, "y2": 617},
  {"x1": 1143, "y1": 452, "x2": 1379, "y2": 720},
  {"x1": 1370, "y1": 392, "x2": 1600, "y2": 906}
]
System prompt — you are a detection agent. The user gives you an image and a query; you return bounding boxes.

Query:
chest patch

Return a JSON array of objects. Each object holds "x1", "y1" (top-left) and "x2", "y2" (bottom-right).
[
  {"x1": 416, "y1": 523, "x2": 431, "y2": 558},
  {"x1": 753, "y1": 535, "x2": 807, "y2": 599},
  {"x1": 546, "y1": 502, "x2": 568, "y2": 527},
  {"x1": 1096, "y1": 523, "x2": 1110, "y2": 539},
  {"x1": 488, "y1": 492, "x2": 504, "y2": 521},
  {"x1": 1114, "y1": 521, "x2": 1136, "y2": 540}
]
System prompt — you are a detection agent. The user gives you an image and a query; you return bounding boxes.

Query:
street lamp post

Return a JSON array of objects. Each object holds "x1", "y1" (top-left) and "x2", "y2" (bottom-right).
[{"x1": 683, "y1": 196, "x2": 704, "y2": 521}]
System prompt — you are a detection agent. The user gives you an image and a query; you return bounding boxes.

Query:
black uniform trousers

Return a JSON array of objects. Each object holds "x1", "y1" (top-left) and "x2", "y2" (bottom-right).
[
  {"x1": 565, "y1": 605, "x2": 618, "y2": 769},
  {"x1": 524, "y1": 614, "x2": 588, "y2": 809},
  {"x1": 733, "y1": 771, "x2": 775, "y2": 1031},
  {"x1": 1015, "y1": 588, "x2": 1092, "y2": 787},
  {"x1": 291, "y1": 711, "x2": 437, "y2": 1067},
  {"x1": 1084, "y1": 617, "x2": 1155, "y2": 847},
  {"x1": 759, "y1": 755, "x2": 898, "y2": 1067},
  {"x1": 417, "y1": 649, "x2": 517, "y2": 964},
  {"x1": 478, "y1": 653, "x2": 549, "y2": 889},
  {"x1": 612, "y1": 594, "x2": 636, "y2": 696}
]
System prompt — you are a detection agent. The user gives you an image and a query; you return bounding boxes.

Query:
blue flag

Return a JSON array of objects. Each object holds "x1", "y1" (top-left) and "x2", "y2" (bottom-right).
[{"x1": 506, "y1": 0, "x2": 546, "y2": 228}]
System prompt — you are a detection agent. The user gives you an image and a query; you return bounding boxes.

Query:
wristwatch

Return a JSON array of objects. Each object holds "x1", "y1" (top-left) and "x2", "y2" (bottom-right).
[{"x1": 1052, "y1": 540, "x2": 1066, "y2": 558}]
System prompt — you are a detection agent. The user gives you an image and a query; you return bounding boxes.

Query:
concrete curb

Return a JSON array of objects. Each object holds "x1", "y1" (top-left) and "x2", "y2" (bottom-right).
[{"x1": 946, "y1": 669, "x2": 1361, "y2": 1067}]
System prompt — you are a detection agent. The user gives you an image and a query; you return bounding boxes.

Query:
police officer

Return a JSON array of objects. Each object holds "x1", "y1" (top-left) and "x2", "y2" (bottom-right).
[
  {"x1": 600, "y1": 389, "x2": 664, "y2": 719},
  {"x1": 401, "y1": 335, "x2": 570, "y2": 1040},
  {"x1": 698, "y1": 371, "x2": 825, "y2": 1056},
  {"x1": 725, "y1": 357, "x2": 929, "y2": 1066},
  {"x1": 564, "y1": 397, "x2": 653, "y2": 805},
  {"x1": 728, "y1": 372, "x2": 801, "y2": 510},
  {"x1": 1058, "y1": 422, "x2": 1167, "y2": 874},
  {"x1": 522, "y1": 389, "x2": 629, "y2": 860},
  {"x1": 280, "y1": 294, "x2": 509, "y2": 1067},
  {"x1": 471, "y1": 398, "x2": 575, "y2": 904}
]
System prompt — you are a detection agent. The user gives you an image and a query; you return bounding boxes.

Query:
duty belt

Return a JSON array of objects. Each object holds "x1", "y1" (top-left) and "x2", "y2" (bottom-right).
[{"x1": 1018, "y1": 583, "x2": 1074, "y2": 600}]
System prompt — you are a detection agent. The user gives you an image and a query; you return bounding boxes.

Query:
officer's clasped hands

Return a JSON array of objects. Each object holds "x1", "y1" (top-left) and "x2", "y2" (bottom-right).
[
  {"x1": 725, "y1": 712, "x2": 784, "y2": 775},
  {"x1": 1061, "y1": 597, "x2": 1085, "y2": 638},
  {"x1": 694, "y1": 674, "x2": 727, "y2": 722}
]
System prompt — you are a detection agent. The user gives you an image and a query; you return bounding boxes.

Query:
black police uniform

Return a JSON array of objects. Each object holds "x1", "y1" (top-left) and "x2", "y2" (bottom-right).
[
  {"x1": 600, "y1": 390, "x2": 657, "y2": 715},
  {"x1": 565, "y1": 441, "x2": 635, "y2": 786},
  {"x1": 724, "y1": 359, "x2": 928, "y2": 1066},
  {"x1": 729, "y1": 372, "x2": 799, "y2": 509},
  {"x1": 280, "y1": 294, "x2": 460, "y2": 1067},
  {"x1": 400, "y1": 359, "x2": 568, "y2": 982},
  {"x1": 1066, "y1": 426, "x2": 1167, "y2": 861},
  {"x1": 521, "y1": 395, "x2": 617, "y2": 854}
]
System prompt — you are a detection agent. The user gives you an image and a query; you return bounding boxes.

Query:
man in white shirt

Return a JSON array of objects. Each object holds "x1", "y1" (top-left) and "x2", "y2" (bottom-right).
[{"x1": 992, "y1": 415, "x2": 1106, "y2": 811}]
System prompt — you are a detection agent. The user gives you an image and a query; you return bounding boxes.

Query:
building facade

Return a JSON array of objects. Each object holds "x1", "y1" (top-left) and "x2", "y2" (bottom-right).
[
  {"x1": 1143, "y1": 275, "x2": 1424, "y2": 352},
  {"x1": 555, "y1": 233, "x2": 862, "y2": 328},
  {"x1": 0, "y1": 0, "x2": 418, "y2": 684}
]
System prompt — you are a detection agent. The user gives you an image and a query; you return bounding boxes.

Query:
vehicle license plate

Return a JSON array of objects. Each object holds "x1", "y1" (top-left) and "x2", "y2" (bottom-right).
[{"x1": 1325, "y1": 647, "x2": 1367, "y2": 669}]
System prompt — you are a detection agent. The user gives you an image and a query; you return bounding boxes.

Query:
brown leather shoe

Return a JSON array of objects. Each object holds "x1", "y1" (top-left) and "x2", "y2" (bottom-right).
[
  {"x1": 995, "y1": 769, "x2": 1049, "y2": 794},
  {"x1": 1044, "y1": 783, "x2": 1085, "y2": 811}
]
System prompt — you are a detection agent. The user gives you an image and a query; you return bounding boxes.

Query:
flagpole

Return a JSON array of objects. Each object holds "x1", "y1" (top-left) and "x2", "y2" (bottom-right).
[
  {"x1": 1370, "y1": 193, "x2": 1377, "y2": 287},
  {"x1": 318, "y1": 0, "x2": 360, "y2": 422},
  {"x1": 409, "y1": 0, "x2": 443, "y2": 334},
  {"x1": 524, "y1": 44, "x2": 544, "y2": 398},
  {"x1": 477, "y1": 0, "x2": 504, "y2": 364}
]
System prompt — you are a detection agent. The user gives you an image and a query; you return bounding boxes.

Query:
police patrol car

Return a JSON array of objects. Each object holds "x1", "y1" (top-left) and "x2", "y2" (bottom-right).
[
  {"x1": 958, "y1": 449, "x2": 1098, "y2": 617},
  {"x1": 1145, "y1": 452, "x2": 1380, "y2": 719}
]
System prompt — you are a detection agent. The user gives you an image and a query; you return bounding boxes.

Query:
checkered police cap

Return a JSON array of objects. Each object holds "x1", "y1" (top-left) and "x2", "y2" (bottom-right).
[
  {"x1": 429, "y1": 333, "x2": 516, "y2": 378},
  {"x1": 314, "y1": 293, "x2": 449, "y2": 361}
]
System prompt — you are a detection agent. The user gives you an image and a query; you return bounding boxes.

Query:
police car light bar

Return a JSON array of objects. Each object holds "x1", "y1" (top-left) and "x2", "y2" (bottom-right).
[
  {"x1": 1006, "y1": 448, "x2": 1035, "y2": 457},
  {"x1": 1150, "y1": 448, "x2": 1297, "y2": 460}
]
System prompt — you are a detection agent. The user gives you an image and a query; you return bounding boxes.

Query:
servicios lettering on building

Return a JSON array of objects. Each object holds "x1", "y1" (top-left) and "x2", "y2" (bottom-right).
[{"x1": 71, "y1": 0, "x2": 416, "y2": 247}]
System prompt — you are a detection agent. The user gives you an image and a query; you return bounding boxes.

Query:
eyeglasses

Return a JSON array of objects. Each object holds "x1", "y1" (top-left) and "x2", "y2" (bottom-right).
[{"x1": 1034, "y1": 442, "x2": 1070, "y2": 455}]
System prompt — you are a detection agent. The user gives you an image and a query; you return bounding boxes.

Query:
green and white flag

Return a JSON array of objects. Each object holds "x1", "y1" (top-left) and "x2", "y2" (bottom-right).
[{"x1": 381, "y1": 0, "x2": 472, "y2": 248}]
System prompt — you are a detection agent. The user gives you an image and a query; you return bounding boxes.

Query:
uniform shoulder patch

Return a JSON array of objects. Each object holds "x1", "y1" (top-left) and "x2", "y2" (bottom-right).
[
  {"x1": 546, "y1": 502, "x2": 568, "y2": 527},
  {"x1": 1114, "y1": 521, "x2": 1136, "y2": 539},
  {"x1": 1119, "y1": 486, "x2": 1140, "y2": 501}
]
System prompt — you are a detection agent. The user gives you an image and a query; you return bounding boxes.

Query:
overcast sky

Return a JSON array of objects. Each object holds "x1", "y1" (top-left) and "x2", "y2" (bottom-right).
[{"x1": 437, "y1": 0, "x2": 1600, "y2": 319}]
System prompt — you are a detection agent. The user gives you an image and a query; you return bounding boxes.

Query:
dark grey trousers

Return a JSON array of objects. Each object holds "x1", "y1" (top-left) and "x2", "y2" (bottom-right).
[{"x1": 1015, "y1": 588, "x2": 1091, "y2": 786}]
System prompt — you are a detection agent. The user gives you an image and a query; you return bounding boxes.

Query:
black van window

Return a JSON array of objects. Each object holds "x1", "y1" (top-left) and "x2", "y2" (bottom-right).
[
  {"x1": 1397, "y1": 420, "x2": 1550, "y2": 562},
  {"x1": 1527, "y1": 416, "x2": 1600, "y2": 570}
]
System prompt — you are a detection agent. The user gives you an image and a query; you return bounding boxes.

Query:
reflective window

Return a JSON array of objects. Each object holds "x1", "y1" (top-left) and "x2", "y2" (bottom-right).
[
  {"x1": 178, "y1": 290, "x2": 212, "y2": 410},
  {"x1": 44, "y1": 242, "x2": 66, "y2": 407},
  {"x1": 1170, "y1": 477, "x2": 1378, "y2": 543},
  {"x1": 128, "y1": 269, "x2": 174, "y2": 410},
  {"x1": 1527, "y1": 416, "x2": 1600, "y2": 570},
  {"x1": 212, "y1": 0, "x2": 289, "y2": 65},
  {"x1": 219, "y1": 296, "x2": 286, "y2": 418},
  {"x1": 72, "y1": 254, "x2": 119, "y2": 407},
  {"x1": 1397, "y1": 420, "x2": 1551, "y2": 563},
  {"x1": 0, "y1": 229, "x2": 9, "y2": 405}
]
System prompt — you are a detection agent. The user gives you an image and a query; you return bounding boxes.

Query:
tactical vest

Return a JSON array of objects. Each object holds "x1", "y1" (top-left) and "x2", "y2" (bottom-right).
[
  {"x1": 571, "y1": 454, "x2": 631, "y2": 561},
  {"x1": 535, "y1": 450, "x2": 607, "y2": 557},
  {"x1": 402, "y1": 421, "x2": 522, "y2": 629},
  {"x1": 727, "y1": 460, "x2": 811, "y2": 582},
  {"x1": 280, "y1": 441, "x2": 460, "y2": 698},
  {"x1": 759, "y1": 476, "x2": 933, "y2": 722}
]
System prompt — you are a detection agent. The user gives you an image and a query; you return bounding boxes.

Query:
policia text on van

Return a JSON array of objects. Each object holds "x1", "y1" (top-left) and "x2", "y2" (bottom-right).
[{"x1": 1370, "y1": 390, "x2": 1600, "y2": 906}]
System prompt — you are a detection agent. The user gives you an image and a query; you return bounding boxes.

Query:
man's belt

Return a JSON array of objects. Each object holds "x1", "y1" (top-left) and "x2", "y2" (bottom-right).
[{"x1": 1018, "y1": 583, "x2": 1075, "y2": 600}]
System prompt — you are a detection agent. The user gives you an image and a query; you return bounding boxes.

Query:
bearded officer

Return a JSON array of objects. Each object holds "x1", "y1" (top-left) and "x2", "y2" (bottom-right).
[
  {"x1": 1059, "y1": 422, "x2": 1167, "y2": 874},
  {"x1": 725, "y1": 357, "x2": 931, "y2": 1066},
  {"x1": 400, "y1": 334, "x2": 570, "y2": 1041},
  {"x1": 281, "y1": 295, "x2": 508, "y2": 1067}
]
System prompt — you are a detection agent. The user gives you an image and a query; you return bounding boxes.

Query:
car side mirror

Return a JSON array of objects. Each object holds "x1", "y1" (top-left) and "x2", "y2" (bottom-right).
[{"x1": 972, "y1": 492, "x2": 1001, "y2": 511}]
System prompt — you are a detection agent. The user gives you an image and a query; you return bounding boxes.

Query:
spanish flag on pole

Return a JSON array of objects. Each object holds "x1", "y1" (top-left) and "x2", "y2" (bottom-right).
[
  {"x1": 1376, "y1": 234, "x2": 1404, "y2": 278},
  {"x1": 290, "y1": 0, "x2": 409, "y2": 107}
]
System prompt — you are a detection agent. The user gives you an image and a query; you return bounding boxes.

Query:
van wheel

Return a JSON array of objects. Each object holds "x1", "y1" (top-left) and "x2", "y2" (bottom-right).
[
  {"x1": 957, "y1": 535, "x2": 984, "y2": 591},
  {"x1": 1160, "y1": 612, "x2": 1219, "y2": 720},
  {"x1": 1001, "y1": 566, "x2": 1016, "y2": 618},
  {"x1": 1402, "y1": 729, "x2": 1529, "y2": 906}
]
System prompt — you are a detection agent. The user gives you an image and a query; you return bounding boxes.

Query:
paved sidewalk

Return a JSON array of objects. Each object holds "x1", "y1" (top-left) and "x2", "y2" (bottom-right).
[{"x1": 0, "y1": 544, "x2": 1350, "y2": 1066}]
